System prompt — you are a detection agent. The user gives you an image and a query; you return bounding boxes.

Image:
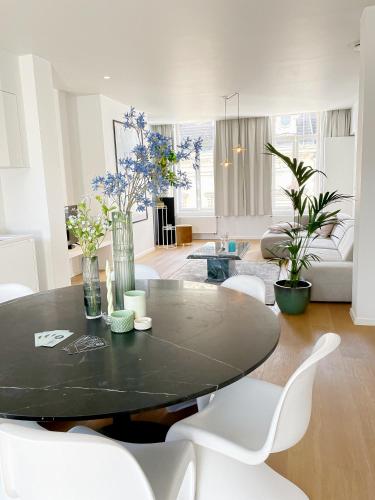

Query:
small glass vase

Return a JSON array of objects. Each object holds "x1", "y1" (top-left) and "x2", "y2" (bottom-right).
[
  {"x1": 82, "y1": 256, "x2": 102, "y2": 319},
  {"x1": 112, "y1": 211, "x2": 135, "y2": 309}
]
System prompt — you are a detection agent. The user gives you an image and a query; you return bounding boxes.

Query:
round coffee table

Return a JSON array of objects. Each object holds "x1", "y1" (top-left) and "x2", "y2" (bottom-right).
[{"x1": 0, "y1": 280, "x2": 279, "y2": 429}]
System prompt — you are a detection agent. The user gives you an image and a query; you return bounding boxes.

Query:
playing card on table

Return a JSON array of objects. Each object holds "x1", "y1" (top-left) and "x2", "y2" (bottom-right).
[
  {"x1": 34, "y1": 330, "x2": 74, "y2": 348},
  {"x1": 34, "y1": 331, "x2": 54, "y2": 347}
]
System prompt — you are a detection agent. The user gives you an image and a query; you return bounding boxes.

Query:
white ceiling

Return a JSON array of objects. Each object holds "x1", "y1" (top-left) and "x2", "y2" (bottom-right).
[{"x1": 0, "y1": 0, "x2": 373, "y2": 122}]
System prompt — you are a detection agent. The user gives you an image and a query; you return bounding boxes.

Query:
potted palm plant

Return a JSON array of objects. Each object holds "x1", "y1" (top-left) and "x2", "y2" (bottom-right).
[{"x1": 265, "y1": 143, "x2": 350, "y2": 314}]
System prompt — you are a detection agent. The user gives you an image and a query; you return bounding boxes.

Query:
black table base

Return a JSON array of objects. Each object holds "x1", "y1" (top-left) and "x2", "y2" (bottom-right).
[{"x1": 100, "y1": 415, "x2": 169, "y2": 443}]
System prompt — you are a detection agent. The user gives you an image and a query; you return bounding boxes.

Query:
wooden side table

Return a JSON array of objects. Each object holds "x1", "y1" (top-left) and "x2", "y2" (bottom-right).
[{"x1": 176, "y1": 224, "x2": 193, "y2": 246}]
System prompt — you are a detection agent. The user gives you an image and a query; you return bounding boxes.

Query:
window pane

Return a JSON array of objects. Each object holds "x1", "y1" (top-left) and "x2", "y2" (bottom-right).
[
  {"x1": 272, "y1": 113, "x2": 320, "y2": 216},
  {"x1": 178, "y1": 162, "x2": 197, "y2": 209},
  {"x1": 176, "y1": 121, "x2": 214, "y2": 214}
]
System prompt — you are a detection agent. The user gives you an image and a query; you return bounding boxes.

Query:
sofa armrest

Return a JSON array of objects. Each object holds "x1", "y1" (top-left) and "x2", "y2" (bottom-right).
[{"x1": 302, "y1": 261, "x2": 352, "y2": 302}]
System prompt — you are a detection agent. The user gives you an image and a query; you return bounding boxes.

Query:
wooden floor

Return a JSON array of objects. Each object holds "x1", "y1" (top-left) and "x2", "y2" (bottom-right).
[{"x1": 73, "y1": 240, "x2": 375, "y2": 499}]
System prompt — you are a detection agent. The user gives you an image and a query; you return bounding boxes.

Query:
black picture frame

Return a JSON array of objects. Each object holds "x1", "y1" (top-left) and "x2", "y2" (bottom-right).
[{"x1": 113, "y1": 119, "x2": 148, "y2": 224}]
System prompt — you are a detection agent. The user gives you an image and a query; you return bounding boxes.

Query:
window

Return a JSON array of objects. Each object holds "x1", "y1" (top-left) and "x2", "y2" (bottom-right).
[
  {"x1": 175, "y1": 121, "x2": 215, "y2": 215},
  {"x1": 271, "y1": 113, "x2": 320, "y2": 216}
]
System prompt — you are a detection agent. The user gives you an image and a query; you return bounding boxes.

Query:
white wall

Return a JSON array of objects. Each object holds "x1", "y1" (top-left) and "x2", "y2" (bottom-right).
[
  {"x1": 351, "y1": 6, "x2": 375, "y2": 325},
  {"x1": 177, "y1": 214, "x2": 275, "y2": 239},
  {"x1": 0, "y1": 49, "x2": 28, "y2": 231},
  {"x1": 0, "y1": 50, "x2": 28, "y2": 171},
  {"x1": 324, "y1": 137, "x2": 356, "y2": 216},
  {"x1": 58, "y1": 93, "x2": 155, "y2": 258},
  {"x1": 0, "y1": 52, "x2": 70, "y2": 290},
  {"x1": 99, "y1": 95, "x2": 155, "y2": 258}
]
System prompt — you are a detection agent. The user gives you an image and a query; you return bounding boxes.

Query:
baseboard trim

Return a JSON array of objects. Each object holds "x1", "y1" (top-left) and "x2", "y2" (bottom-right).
[
  {"x1": 192, "y1": 235, "x2": 260, "y2": 240},
  {"x1": 350, "y1": 307, "x2": 375, "y2": 326},
  {"x1": 135, "y1": 247, "x2": 155, "y2": 259}
]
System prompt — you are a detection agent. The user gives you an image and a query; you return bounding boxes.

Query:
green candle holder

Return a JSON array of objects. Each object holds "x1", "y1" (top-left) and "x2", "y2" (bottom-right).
[{"x1": 110, "y1": 310, "x2": 135, "y2": 333}]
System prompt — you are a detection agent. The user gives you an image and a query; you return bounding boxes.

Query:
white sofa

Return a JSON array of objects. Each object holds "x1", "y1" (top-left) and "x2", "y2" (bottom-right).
[{"x1": 261, "y1": 213, "x2": 354, "y2": 302}]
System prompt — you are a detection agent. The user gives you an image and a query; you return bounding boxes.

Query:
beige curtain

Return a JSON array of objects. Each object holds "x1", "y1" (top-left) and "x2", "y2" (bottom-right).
[
  {"x1": 323, "y1": 109, "x2": 352, "y2": 137},
  {"x1": 214, "y1": 117, "x2": 272, "y2": 216}
]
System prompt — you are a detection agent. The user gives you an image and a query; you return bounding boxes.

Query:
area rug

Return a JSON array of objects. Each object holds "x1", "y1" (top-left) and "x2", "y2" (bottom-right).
[{"x1": 169, "y1": 260, "x2": 280, "y2": 305}]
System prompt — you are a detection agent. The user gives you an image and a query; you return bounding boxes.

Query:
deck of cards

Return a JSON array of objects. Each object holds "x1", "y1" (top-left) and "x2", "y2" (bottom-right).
[{"x1": 34, "y1": 330, "x2": 74, "y2": 348}]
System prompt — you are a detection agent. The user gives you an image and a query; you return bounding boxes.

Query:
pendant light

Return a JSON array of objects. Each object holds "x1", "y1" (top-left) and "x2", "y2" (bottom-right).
[
  {"x1": 220, "y1": 96, "x2": 232, "y2": 167},
  {"x1": 232, "y1": 92, "x2": 246, "y2": 154}
]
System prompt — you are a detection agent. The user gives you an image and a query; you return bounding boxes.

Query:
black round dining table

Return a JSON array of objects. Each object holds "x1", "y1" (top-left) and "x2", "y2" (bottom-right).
[{"x1": 0, "y1": 280, "x2": 280, "y2": 423}]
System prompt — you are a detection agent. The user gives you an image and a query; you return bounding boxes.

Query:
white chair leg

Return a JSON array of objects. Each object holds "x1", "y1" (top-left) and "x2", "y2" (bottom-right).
[{"x1": 195, "y1": 445, "x2": 308, "y2": 500}]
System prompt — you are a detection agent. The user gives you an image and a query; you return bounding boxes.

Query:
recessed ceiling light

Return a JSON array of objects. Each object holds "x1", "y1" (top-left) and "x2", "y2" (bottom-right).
[{"x1": 104, "y1": 75, "x2": 111, "y2": 80}]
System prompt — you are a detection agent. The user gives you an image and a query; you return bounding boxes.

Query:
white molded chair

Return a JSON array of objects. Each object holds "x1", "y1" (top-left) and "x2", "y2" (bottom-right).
[
  {"x1": 221, "y1": 275, "x2": 266, "y2": 304},
  {"x1": 167, "y1": 333, "x2": 341, "y2": 500},
  {"x1": 197, "y1": 276, "x2": 268, "y2": 413},
  {"x1": 111, "y1": 264, "x2": 160, "y2": 282},
  {"x1": 0, "y1": 423, "x2": 195, "y2": 500},
  {"x1": 0, "y1": 284, "x2": 33, "y2": 304}
]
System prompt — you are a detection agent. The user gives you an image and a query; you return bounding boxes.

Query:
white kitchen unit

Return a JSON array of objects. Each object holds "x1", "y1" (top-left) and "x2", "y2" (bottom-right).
[{"x1": 0, "y1": 235, "x2": 39, "y2": 291}]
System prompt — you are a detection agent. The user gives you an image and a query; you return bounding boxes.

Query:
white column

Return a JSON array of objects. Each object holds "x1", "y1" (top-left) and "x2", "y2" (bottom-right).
[
  {"x1": 351, "y1": 6, "x2": 375, "y2": 325},
  {"x1": 1, "y1": 54, "x2": 70, "y2": 290}
]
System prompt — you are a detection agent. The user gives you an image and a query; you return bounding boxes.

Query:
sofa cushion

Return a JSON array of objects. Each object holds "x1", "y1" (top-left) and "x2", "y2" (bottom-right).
[
  {"x1": 330, "y1": 214, "x2": 354, "y2": 244},
  {"x1": 337, "y1": 224, "x2": 354, "y2": 261},
  {"x1": 269, "y1": 222, "x2": 301, "y2": 233},
  {"x1": 308, "y1": 237, "x2": 337, "y2": 250},
  {"x1": 315, "y1": 222, "x2": 335, "y2": 238},
  {"x1": 329, "y1": 214, "x2": 354, "y2": 261},
  {"x1": 309, "y1": 248, "x2": 343, "y2": 261}
]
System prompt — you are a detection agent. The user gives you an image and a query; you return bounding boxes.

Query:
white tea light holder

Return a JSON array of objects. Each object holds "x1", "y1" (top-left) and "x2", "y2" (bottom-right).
[
  {"x1": 124, "y1": 290, "x2": 146, "y2": 319},
  {"x1": 134, "y1": 317, "x2": 152, "y2": 331}
]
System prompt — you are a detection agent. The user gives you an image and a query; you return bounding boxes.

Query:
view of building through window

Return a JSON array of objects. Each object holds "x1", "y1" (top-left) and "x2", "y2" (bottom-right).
[
  {"x1": 271, "y1": 112, "x2": 320, "y2": 215},
  {"x1": 175, "y1": 121, "x2": 215, "y2": 215}
]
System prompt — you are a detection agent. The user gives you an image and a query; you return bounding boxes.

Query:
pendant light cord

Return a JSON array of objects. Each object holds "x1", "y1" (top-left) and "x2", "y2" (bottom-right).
[
  {"x1": 224, "y1": 97, "x2": 228, "y2": 160},
  {"x1": 237, "y1": 92, "x2": 240, "y2": 146}
]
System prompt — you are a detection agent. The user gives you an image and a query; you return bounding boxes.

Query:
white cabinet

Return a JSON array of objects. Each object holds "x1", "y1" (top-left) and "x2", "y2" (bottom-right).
[{"x1": 0, "y1": 235, "x2": 39, "y2": 291}]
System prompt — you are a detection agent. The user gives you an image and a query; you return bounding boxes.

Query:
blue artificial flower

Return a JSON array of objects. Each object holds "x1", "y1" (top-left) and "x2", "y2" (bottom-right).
[
  {"x1": 136, "y1": 112, "x2": 146, "y2": 130},
  {"x1": 92, "y1": 107, "x2": 203, "y2": 213}
]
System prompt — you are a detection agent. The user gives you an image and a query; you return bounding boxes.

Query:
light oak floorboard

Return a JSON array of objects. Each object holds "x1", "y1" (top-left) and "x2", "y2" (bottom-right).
[{"x1": 70, "y1": 240, "x2": 375, "y2": 500}]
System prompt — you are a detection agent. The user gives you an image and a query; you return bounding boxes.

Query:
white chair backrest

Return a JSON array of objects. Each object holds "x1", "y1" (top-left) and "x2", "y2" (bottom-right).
[
  {"x1": 135, "y1": 264, "x2": 161, "y2": 280},
  {"x1": 0, "y1": 424, "x2": 155, "y2": 500},
  {"x1": 265, "y1": 333, "x2": 341, "y2": 454},
  {"x1": 0, "y1": 284, "x2": 33, "y2": 304},
  {"x1": 111, "y1": 265, "x2": 160, "y2": 282},
  {"x1": 221, "y1": 275, "x2": 266, "y2": 304}
]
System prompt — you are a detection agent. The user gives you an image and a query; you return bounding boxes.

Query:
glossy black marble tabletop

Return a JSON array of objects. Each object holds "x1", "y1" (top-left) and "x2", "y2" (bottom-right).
[{"x1": 0, "y1": 280, "x2": 279, "y2": 421}]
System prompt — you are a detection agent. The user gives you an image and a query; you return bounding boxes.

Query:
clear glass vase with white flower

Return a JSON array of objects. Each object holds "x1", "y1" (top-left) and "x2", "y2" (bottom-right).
[{"x1": 66, "y1": 197, "x2": 113, "y2": 319}]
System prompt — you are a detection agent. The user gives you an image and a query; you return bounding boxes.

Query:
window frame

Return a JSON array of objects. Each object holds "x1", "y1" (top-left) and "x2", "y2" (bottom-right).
[
  {"x1": 174, "y1": 121, "x2": 215, "y2": 217},
  {"x1": 271, "y1": 112, "x2": 321, "y2": 217}
]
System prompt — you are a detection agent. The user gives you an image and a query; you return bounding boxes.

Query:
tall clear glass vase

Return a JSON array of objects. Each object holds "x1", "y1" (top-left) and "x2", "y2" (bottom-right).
[
  {"x1": 82, "y1": 256, "x2": 102, "y2": 319},
  {"x1": 112, "y1": 211, "x2": 135, "y2": 309}
]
